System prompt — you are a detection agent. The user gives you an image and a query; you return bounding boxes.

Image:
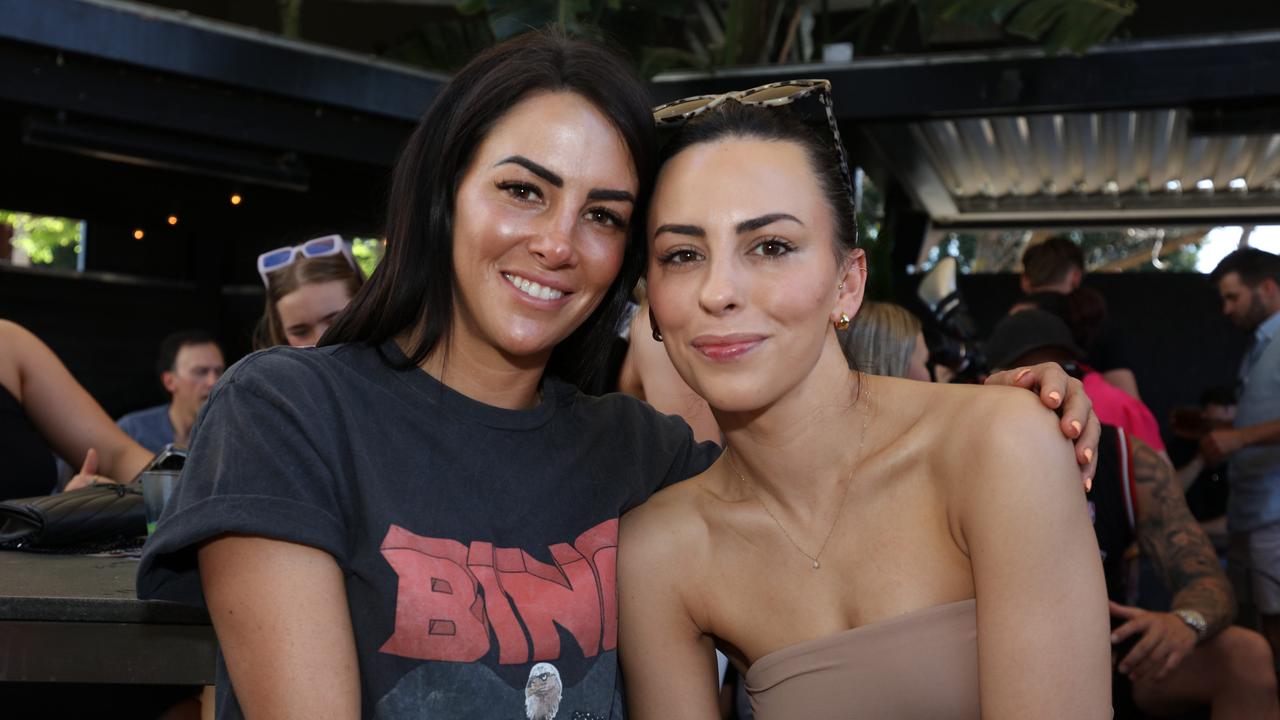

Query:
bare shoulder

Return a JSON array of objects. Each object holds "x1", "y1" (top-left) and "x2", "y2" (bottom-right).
[
  {"x1": 915, "y1": 381, "x2": 1066, "y2": 458},
  {"x1": 887, "y1": 381, "x2": 1075, "y2": 506},
  {"x1": 0, "y1": 319, "x2": 41, "y2": 358},
  {"x1": 620, "y1": 471, "x2": 716, "y2": 577}
]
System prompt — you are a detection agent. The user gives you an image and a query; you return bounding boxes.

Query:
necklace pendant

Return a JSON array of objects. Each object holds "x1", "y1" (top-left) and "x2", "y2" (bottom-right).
[{"x1": 812, "y1": 559, "x2": 820, "y2": 569}]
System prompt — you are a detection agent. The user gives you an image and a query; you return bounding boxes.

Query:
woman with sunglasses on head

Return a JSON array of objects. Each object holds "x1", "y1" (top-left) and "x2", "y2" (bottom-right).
[
  {"x1": 619, "y1": 88, "x2": 1110, "y2": 718},
  {"x1": 253, "y1": 234, "x2": 365, "y2": 348},
  {"x1": 138, "y1": 33, "x2": 1099, "y2": 719}
]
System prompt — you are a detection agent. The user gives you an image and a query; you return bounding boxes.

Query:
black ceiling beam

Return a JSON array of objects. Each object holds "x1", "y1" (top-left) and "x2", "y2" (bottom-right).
[
  {"x1": 650, "y1": 31, "x2": 1280, "y2": 121},
  {"x1": 0, "y1": 0, "x2": 443, "y2": 123},
  {"x1": 0, "y1": 39, "x2": 412, "y2": 167}
]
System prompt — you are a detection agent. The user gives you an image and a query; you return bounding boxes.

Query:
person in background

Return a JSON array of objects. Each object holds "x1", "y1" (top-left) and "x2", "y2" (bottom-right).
[
  {"x1": 837, "y1": 300, "x2": 930, "y2": 381},
  {"x1": 988, "y1": 309, "x2": 1167, "y2": 456},
  {"x1": 117, "y1": 330, "x2": 225, "y2": 451},
  {"x1": 1172, "y1": 386, "x2": 1236, "y2": 545},
  {"x1": 0, "y1": 320, "x2": 152, "y2": 498},
  {"x1": 1017, "y1": 236, "x2": 1142, "y2": 399},
  {"x1": 253, "y1": 234, "x2": 364, "y2": 349},
  {"x1": 619, "y1": 285, "x2": 721, "y2": 445},
  {"x1": 1204, "y1": 247, "x2": 1280, "y2": 666},
  {"x1": 986, "y1": 310, "x2": 1276, "y2": 718}
]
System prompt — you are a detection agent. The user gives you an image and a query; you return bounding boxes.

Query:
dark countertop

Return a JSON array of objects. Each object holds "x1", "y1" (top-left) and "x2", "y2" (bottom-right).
[{"x1": 0, "y1": 551, "x2": 209, "y2": 625}]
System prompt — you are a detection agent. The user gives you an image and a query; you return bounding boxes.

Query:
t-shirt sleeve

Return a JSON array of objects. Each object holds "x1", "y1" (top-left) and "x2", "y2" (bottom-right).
[
  {"x1": 136, "y1": 350, "x2": 350, "y2": 607},
  {"x1": 647, "y1": 407, "x2": 720, "y2": 492}
]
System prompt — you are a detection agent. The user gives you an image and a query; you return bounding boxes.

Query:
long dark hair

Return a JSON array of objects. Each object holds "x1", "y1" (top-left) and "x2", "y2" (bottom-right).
[{"x1": 321, "y1": 29, "x2": 656, "y2": 389}]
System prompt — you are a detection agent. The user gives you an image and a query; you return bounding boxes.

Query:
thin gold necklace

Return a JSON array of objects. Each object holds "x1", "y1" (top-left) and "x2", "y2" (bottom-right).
[{"x1": 725, "y1": 376, "x2": 873, "y2": 570}]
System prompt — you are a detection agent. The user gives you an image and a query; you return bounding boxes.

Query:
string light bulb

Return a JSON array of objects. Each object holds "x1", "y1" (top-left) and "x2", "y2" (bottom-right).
[
  {"x1": 167, "y1": 215, "x2": 179, "y2": 226},
  {"x1": 133, "y1": 229, "x2": 145, "y2": 240},
  {"x1": 230, "y1": 193, "x2": 243, "y2": 206}
]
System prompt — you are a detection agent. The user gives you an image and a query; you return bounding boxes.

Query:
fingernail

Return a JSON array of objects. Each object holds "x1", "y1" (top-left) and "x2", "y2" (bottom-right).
[
  {"x1": 1083, "y1": 447, "x2": 1093, "y2": 463},
  {"x1": 1085, "y1": 476, "x2": 1093, "y2": 492},
  {"x1": 1070, "y1": 420, "x2": 1083, "y2": 437},
  {"x1": 1049, "y1": 391, "x2": 1062, "y2": 404},
  {"x1": 1014, "y1": 368, "x2": 1031, "y2": 383},
  {"x1": 1110, "y1": 634, "x2": 1119, "y2": 643}
]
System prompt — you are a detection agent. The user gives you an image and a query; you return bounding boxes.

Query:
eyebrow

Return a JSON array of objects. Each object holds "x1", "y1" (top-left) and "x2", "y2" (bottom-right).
[
  {"x1": 495, "y1": 156, "x2": 563, "y2": 187},
  {"x1": 736, "y1": 213, "x2": 803, "y2": 234},
  {"x1": 653, "y1": 223, "x2": 705, "y2": 238},
  {"x1": 587, "y1": 188, "x2": 635, "y2": 203},
  {"x1": 495, "y1": 156, "x2": 634, "y2": 202}
]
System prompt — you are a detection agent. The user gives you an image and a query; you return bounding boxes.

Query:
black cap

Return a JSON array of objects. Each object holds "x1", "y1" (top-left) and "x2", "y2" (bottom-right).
[{"x1": 986, "y1": 309, "x2": 1085, "y2": 370}]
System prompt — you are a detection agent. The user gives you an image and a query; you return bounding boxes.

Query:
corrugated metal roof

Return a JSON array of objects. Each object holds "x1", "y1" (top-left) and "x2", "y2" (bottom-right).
[{"x1": 903, "y1": 108, "x2": 1280, "y2": 222}]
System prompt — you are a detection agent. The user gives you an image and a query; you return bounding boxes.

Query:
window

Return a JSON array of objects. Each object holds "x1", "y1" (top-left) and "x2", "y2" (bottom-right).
[
  {"x1": 0, "y1": 209, "x2": 85, "y2": 271},
  {"x1": 351, "y1": 236, "x2": 386, "y2": 278}
]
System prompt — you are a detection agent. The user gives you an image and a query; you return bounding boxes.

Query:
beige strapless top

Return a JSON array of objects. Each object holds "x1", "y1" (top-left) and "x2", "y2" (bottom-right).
[{"x1": 744, "y1": 598, "x2": 979, "y2": 719}]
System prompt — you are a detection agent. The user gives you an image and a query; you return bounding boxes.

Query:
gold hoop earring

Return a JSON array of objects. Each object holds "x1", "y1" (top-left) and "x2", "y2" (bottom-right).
[{"x1": 834, "y1": 313, "x2": 851, "y2": 331}]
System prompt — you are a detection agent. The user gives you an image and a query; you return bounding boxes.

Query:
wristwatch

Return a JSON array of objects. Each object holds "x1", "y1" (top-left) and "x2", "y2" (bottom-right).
[{"x1": 1172, "y1": 609, "x2": 1208, "y2": 641}]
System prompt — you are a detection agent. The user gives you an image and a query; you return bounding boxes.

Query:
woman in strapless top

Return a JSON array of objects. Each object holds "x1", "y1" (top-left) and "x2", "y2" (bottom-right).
[{"x1": 619, "y1": 89, "x2": 1112, "y2": 718}]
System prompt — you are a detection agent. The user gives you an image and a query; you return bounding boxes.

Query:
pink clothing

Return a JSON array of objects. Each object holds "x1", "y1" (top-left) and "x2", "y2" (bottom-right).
[{"x1": 1083, "y1": 371, "x2": 1165, "y2": 451}]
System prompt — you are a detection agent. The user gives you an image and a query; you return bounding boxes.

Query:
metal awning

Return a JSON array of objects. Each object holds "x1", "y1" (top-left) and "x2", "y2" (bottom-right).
[
  {"x1": 904, "y1": 108, "x2": 1280, "y2": 223},
  {"x1": 653, "y1": 31, "x2": 1280, "y2": 227}
]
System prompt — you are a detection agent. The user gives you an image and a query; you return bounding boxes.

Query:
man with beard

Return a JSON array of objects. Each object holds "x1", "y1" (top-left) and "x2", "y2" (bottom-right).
[{"x1": 1205, "y1": 248, "x2": 1280, "y2": 665}]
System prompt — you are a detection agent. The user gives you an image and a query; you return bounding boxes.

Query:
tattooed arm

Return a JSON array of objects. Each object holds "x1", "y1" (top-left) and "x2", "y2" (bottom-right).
[
  {"x1": 1131, "y1": 437, "x2": 1235, "y2": 635},
  {"x1": 1110, "y1": 437, "x2": 1236, "y2": 683}
]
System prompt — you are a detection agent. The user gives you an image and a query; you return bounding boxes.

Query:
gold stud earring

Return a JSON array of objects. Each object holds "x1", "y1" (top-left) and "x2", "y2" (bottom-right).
[
  {"x1": 834, "y1": 313, "x2": 851, "y2": 331},
  {"x1": 838, "y1": 282, "x2": 845, "y2": 290}
]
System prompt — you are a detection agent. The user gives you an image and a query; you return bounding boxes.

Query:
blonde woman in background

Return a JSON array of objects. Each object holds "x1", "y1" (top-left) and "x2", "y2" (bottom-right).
[
  {"x1": 837, "y1": 300, "x2": 931, "y2": 381},
  {"x1": 253, "y1": 234, "x2": 365, "y2": 349}
]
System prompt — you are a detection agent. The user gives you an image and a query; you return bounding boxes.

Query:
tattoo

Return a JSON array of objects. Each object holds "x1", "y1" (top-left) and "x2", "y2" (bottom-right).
[{"x1": 1131, "y1": 439, "x2": 1236, "y2": 637}]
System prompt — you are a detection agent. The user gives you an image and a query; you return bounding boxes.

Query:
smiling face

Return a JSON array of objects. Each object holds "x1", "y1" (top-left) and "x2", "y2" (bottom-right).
[
  {"x1": 448, "y1": 91, "x2": 637, "y2": 368},
  {"x1": 646, "y1": 137, "x2": 863, "y2": 412}
]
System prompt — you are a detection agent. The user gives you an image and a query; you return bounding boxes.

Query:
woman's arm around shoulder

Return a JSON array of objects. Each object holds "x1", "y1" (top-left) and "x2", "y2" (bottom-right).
[
  {"x1": 619, "y1": 489, "x2": 721, "y2": 720},
  {"x1": 199, "y1": 534, "x2": 360, "y2": 720},
  {"x1": 954, "y1": 388, "x2": 1111, "y2": 719}
]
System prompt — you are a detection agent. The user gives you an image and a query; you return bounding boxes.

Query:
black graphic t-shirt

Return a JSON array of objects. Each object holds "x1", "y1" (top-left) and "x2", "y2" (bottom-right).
[{"x1": 137, "y1": 340, "x2": 719, "y2": 719}]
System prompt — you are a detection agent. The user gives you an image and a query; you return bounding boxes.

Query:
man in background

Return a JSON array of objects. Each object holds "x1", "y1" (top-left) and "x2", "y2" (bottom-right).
[
  {"x1": 1204, "y1": 248, "x2": 1280, "y2": 664},
  {"x1": 1016, "y1": 236, "x2": 1142, "y2": 399},
  {"x1": 118, "y1": 329, "x2": 224, "y2": 451},
  {"x1": 987, "y1": 311, "x2": 1277, "y2": 719}
]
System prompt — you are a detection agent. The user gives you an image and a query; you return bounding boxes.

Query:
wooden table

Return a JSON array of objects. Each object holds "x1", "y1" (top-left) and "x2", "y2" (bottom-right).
[{"x1": 0, "y1": 551, "x2": 216, "y2": 684}]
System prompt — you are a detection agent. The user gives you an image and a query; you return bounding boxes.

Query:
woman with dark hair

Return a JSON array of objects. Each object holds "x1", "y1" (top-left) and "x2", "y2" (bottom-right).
[
  {"x1": 620, "y1": 92, "x2": 1110, "y2": 717},
  {"x1": 139, "y1": 31, "x2": 691, "y2": 720},
  {"x1": 137, "y1": 33, "x2": 1099, "y2": 719}
]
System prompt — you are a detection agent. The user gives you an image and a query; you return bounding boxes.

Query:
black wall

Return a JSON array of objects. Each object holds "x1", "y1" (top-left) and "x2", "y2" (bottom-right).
[{"x1": 901, "y1": 271, "x2": 1250, "y2": 449}]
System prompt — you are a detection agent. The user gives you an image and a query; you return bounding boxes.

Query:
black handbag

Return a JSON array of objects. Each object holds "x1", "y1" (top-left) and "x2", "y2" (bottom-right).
[{"x1": 0, "y1": 483, "x2": 145, "y2": 549}]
